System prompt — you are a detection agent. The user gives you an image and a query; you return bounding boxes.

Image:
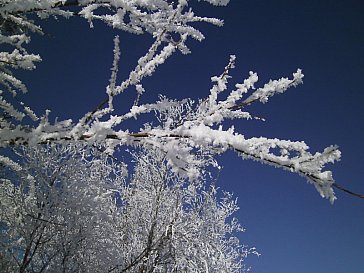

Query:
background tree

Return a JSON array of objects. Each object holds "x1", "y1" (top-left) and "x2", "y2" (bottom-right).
[
  {"x1": 0, "y1": 144, "x2": 126, "y2": 272},
  {"x1": 1, "y1": 144, "x2": 257, "y2": 272}
]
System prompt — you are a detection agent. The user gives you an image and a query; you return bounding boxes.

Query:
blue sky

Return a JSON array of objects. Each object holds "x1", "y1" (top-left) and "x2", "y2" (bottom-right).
[{"x1": 19, "y1": 0, "x2": 364, "y2": 272}]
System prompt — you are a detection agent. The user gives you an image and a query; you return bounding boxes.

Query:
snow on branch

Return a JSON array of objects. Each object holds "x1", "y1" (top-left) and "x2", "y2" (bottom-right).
[
  {"x1": 239, "y1": 69, "x2": 304, "y2": 106},
  {"x1": 0, "y1": 56, "x2": 341, "y2": 202},
  {"x1": 0, "y1": 0, "x2": 342, "y2": 206},
  {"x1": 1, "y1": 0, "x2": 227, "y2": 125}
]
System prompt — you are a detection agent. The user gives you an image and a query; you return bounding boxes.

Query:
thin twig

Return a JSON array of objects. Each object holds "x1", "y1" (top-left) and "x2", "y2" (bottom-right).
[{"x1": 333, "y1": 183, "x2": 364, "y2": 199}]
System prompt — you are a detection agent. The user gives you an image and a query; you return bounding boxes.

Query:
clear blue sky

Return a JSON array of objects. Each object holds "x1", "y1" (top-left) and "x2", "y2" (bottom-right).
[{"x1": 19, "y1": 0, "x2": 364, "y2": 272}]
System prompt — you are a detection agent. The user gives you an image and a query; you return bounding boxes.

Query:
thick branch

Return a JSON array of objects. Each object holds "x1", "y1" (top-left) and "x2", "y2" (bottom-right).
[{"x1": 6, "y1": 130, "x2": 362, "y2": 200}]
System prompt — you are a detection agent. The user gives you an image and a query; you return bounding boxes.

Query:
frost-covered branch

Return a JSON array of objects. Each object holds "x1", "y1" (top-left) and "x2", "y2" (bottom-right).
[
  {"x1": 0, "y1": 88, "x2": 341, "y2": 204},
  {"x1": 0, "y1": 48, "x2": 342, "y2": 202},
  {"x1": 0, "y1": 0, "x2": 230, "y2": 142}
]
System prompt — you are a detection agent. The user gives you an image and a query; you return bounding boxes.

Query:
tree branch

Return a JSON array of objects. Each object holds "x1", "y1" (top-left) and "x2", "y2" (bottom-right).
[
  {"x1": 333, "y1": 183, "x2": 364, "y2": 199},
  {"x1": 7, "y1": 129, "x2": 363, "y2": 200}
]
